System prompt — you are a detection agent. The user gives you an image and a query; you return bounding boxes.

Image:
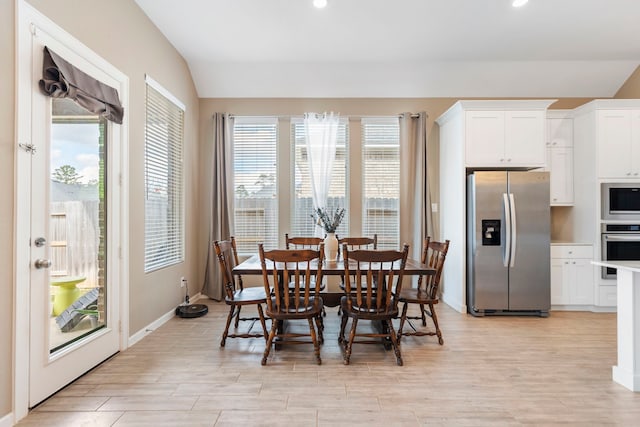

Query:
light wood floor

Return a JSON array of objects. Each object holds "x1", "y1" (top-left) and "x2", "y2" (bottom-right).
[{"x1": 17, "y1": 300, "x2": 640, "y2": 426}]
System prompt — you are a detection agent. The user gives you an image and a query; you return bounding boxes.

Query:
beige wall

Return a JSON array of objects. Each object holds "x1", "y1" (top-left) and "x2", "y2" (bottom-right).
[
  {"x1": 614, "y1": 65, "x2": 640, "y2": 98},
  {"x1": 1, "y1": 0, "x2": 200, "y2": 418}
]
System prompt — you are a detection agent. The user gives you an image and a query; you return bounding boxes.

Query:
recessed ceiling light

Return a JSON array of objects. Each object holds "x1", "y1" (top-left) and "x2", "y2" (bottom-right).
[
  {"x1": 512, "y1": 0, "x2": 529, "y2": 7},
  {"x1": 313, "y1": 0, "x2": 328, "y2": 9}
]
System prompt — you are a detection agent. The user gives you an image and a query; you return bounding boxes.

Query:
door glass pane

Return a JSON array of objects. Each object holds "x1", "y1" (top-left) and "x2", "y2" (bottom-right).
[{"x1": 49, "y1": 98, "x2": 107, "y2": 353}]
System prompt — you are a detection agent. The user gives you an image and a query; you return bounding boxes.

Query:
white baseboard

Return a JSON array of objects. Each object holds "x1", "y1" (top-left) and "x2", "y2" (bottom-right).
[
  {"x1": 442, "y1": 293, "x2": 465, "y2": 314},
  {"x1": 127, "y1": 293, "x2": 209, "y2": 347},
  {"x1": 551, "y1": 304, "x2": 616, "y2": 313},
  {"x1": 128, "y1": 307, "x2": 177, "y2": 347},
  {"x1": 0, "y1": 412, "x2": 14, "y2": 427}
]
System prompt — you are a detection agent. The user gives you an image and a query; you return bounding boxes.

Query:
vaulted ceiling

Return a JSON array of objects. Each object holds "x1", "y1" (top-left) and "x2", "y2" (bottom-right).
[{"x1": 135, "y1": 0, "x2": 640, "y2": 98}]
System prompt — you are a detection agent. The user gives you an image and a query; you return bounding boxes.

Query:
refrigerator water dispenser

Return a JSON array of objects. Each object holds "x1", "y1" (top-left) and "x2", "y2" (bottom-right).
[{"x1": 482, "y1": 219, "x2": 500, "y2": 246}]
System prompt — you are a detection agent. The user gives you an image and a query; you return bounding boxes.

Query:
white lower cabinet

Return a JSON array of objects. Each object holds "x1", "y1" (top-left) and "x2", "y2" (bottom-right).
[{"x1": 550, "y1": 245, "x2": 594, "y2": 307}]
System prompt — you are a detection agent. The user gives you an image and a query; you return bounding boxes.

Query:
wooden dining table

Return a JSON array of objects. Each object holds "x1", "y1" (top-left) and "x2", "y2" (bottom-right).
[{"x1": 233, "y1": 254, "x2": 436, "y2": 307}]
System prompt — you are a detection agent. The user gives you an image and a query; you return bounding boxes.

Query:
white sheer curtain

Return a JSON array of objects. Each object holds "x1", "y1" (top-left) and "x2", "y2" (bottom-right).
[{"x1": 304, "y1": 112, "x2": 340, "y2": 236}]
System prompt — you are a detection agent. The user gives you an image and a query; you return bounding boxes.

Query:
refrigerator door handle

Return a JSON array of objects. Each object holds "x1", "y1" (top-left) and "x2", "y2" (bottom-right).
[
  {"x1": 503, "y1": 193, "x2": 511, "y2": 267},
  {"x1": 509, "y1": 193, "x2": 517, "y2": 267}
]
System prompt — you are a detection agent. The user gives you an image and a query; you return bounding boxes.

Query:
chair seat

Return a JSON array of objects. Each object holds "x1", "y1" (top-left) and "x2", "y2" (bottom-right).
[
  {"x1": 225, "y1": 286, "x2": 267, "y2": 305},
  {"x1": 397, "y1": 288, "x2": 438, "y2": 305},
  {"x1": 340, "y1": 296, "x2": 398, "y2": 320},
  {"x1": 267, "y1": 297, "x2": 323, "y2": 320}
]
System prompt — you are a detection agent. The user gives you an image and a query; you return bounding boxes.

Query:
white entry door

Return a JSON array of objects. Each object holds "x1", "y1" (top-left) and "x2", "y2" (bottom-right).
[{"x1": 16, "y1": 3, "x2": 128, "y2": 410}]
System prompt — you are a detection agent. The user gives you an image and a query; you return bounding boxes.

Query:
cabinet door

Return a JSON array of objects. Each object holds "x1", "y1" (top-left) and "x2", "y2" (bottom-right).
[
  {"x1": 505, "y1": 110, "x2": 546, "y2": 166},
  {"x1": 597, "y1": 110, "x2": 632, "y2": 178},
  {"x1": 547, "y1": 117, "x2": 573, "y2": 148},
  {"x1": 465, "y1": 111, "x2": 505, "y2": 166},
  {"x1": 570, "y1": 259, "x2": 594, "y2": 305},
  {"x1": 631, "y1": 110, "x2": 640, "y2": 176},
  {"x1": 549, "y1": 147, "x2": 574, "y2": 205},
  {"x1": 550, "y1": 258, "x2": 568, "y2": 305}
]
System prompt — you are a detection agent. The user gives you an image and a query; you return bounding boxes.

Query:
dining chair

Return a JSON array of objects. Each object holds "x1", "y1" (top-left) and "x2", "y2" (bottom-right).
[
  {"x1": 285, "y1": 233, "x2": 323, "y2": 250},
  {"x1": 339, "y1": 243, "x2": 410, "y2": 365},
  {"x1": 259, "y1": 243, "x2": 325, "y2": 365},
  {"x1": 336, "y1": 234, "x2": 378, "y2": 313},
  {"x1": 397, "y1": 238, "x2": 450, "y2": 345},
  {"x1": 284, "y1": 233, "x2": 327, "y2": 317},
  {"x1": 337, "y1": 234, "x2": 378, "y2": 251},
  {"x1": 214, "y1": 237, "x2": 268, "y2": 347}
]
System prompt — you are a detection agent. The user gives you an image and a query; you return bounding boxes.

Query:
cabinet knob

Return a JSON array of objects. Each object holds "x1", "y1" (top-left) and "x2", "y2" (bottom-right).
[
  {"x1": 500, "y1": 159, "x2": 504, "y2": 162},
  {"x1": 635, "y1": 173, "x2": 639, "y2": 176},
  {"x1": 568, "y1": 251, "x2": 572, "y2": 254},
  {"x1": 552, "y1": 142, "x2": 557, "y2": 146},
  {"x1": 507, "y1": 158, "x2": 512, "y2": 162},
  {"x1": 627, "y1": 172, "x2": 632, "y2": 176}
]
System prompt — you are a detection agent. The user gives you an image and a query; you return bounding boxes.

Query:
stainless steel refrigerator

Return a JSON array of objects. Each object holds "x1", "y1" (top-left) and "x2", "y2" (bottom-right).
[{"x1": 467, "y1": 171, "x2": 550, "y2": 317}]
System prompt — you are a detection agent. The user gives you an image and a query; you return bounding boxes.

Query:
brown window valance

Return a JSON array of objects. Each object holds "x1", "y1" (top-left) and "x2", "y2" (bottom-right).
[{"x1": 39, "y1": 47, "x2": 124, "y2": 124}]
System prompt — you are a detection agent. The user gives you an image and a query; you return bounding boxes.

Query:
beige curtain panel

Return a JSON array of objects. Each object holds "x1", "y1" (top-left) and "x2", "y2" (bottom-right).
[{"x1": 39, "y1": 46, "x2": 124, "y2": 124}]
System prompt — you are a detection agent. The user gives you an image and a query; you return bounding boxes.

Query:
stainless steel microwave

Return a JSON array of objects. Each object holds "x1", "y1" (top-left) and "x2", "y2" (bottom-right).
[{"x1": 602, "y1": 183, "x2": 640, "y2": 221}]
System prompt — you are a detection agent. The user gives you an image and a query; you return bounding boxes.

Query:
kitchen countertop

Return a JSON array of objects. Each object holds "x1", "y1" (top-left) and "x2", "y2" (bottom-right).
[{"x1": 592, "y1": 260, "x2": 640, "y2": 273}]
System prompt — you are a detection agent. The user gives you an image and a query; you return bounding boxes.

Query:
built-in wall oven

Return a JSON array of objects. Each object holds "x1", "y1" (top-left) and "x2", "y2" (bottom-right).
[{"x1": 601, "y1": 223, "x2": 640, "y2": 279}]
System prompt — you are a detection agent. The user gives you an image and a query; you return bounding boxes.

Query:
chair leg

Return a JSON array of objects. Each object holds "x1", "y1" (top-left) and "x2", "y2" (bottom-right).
[
  {"x1": 386, "y1": 319, "x2": 403, "y2": 366},
  {"x1": 420, "y1": 303, "x2": 427, "y2": 326},
  {"x1": 344, "y1": 318, "x2": 358, "y2": 365},
  {"x1": 429, "y1": 303, "x2": 444, "y2": 345},
  {"x1": 220, "y1": 304, "x2": 236, "y2": 347},
  {"x1": 261, "y1": 320, "x2": 278, "y2": 365},
  {"x1": 257, "y1": 304, "x2": 268, "y2": 341},
  {"x1": 234, "y1": 305, "x2": 242, "y2": 328},
  {"x1": 397, "y1": 302, "x2": 409, "y2": 343},
  {"x1": 314, "y1": 315, "x2": 324, "y2": 344},
  {"x1": 308, "y1": 317, "x2": 322, "y2": 365},
  {"x1": 338, "y1": 312, "x2": 348, "y2": 343}
]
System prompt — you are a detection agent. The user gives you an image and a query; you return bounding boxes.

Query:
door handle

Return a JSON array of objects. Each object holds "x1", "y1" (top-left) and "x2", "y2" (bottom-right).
[
  {"x1": 34, "y1": 259, "x2": 52, "y2": 269},
  {"x1": 503, "y1": 193, "x2": 511, "y2": 267},
  {"x1": 509, "y1": 193, "x2": 517, "y2": 267}
]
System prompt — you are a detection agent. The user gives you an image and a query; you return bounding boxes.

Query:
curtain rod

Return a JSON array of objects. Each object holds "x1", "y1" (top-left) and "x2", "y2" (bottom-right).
[{"x1": 227, "y1": 113, "x2": 424, "y2": 119}]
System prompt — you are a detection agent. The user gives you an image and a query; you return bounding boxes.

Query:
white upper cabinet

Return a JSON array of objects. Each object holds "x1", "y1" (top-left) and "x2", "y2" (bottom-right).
[
  {"x1": 546, "y1": 113, "x2": 574, "y2": 205},
  {"x1": 458, "y1": 101, "x2": 554, "y2": 168},
  {"x1": 465, "y1": 111, "x2": 505, "y2": 166},
  {"x1": 547, "y1": 116, "x2": 573, "y2": 148},
  {"x1": 504, "y1": 110, "x2": 546, "y2": 166},
  {"x1": 597, "y1": 109, "x2": 640, "y2": 179}
]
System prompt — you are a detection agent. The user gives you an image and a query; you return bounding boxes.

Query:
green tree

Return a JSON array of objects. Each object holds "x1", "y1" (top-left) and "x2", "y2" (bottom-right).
[
  {"x1": 236, "y1": 184, "x2": 249, "y2": 198},
  {"x1": 52, "y1": 165, "x2": 83, "y2": 184}
]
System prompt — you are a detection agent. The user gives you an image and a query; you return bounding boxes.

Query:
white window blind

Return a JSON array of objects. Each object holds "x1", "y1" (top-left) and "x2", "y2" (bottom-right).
[
  {"x1": 233, "y1": 117, "x2": 278, "y2": 254},
  {"x1": 362, "y1": 117, "x2": 400, "y2": 249},
  {"x1": 291, "y1": 118, "x2": 349, "y2": 237},
  {"x1": 144, "y1": 77, "x2": 185, "y2": 272}
]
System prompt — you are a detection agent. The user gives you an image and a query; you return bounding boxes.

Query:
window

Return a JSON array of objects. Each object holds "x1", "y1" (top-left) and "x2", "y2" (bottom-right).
[
  {"x1": 362, "y1": 117, "x2": 400, "y2": 249},
  {"x1": 233, "y1": 117, "x2": 278, "y2": 253},
  {"x1": 291, "y1": 118, "x2": 349, "y2": 237},
  {"x1": 144, "y1": 76, "x2": 185, "y2": 272},
  {"x1": 231, "y1": 115, "x2": 401, "y2": 252}
]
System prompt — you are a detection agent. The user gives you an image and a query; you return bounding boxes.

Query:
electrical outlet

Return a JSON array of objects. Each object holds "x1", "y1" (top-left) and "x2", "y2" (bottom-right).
[{"x1": 180, "y1": 276, "x2": 187, "y2": 288}]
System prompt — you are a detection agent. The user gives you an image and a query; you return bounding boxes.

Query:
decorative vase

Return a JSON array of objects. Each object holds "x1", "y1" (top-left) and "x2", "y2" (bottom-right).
[{"x1": 324, "y1": 232, "x2": 339, "y2": 262}]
